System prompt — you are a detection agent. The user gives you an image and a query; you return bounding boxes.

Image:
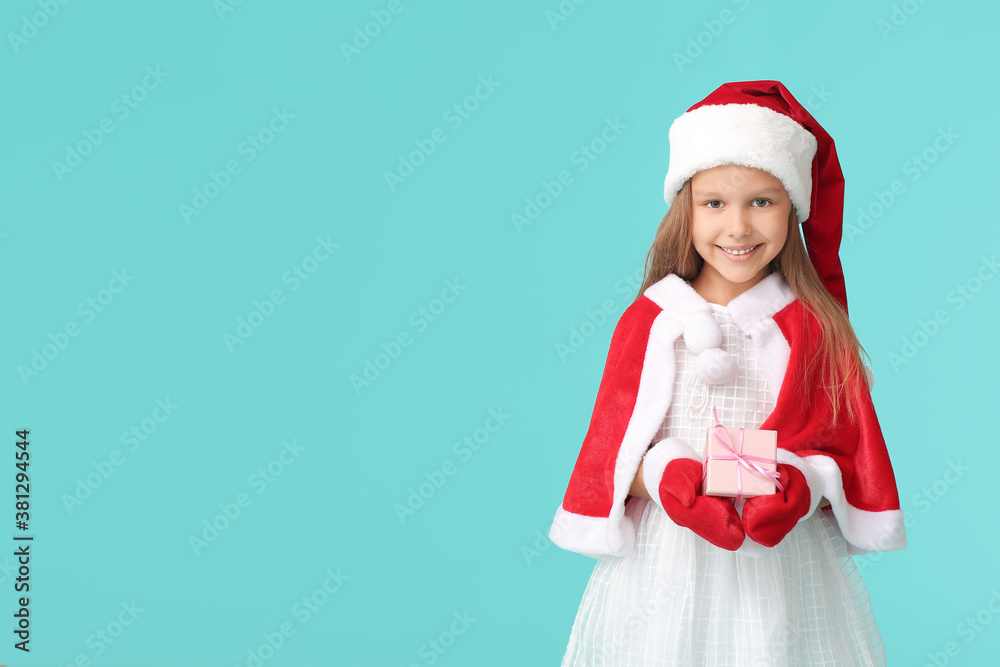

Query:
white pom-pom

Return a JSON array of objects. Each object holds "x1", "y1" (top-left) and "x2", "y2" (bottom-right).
[
  {"x1": 683, "y1": 310, "x2": 722, "y2": 355},
  {"x1": 695, "y1": 348, "x2": 738, "y2": 385}
]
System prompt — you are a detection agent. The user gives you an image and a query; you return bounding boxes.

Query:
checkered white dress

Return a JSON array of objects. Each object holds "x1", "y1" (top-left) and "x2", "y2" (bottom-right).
[{"x1": 559, "y1": 302, "x2": 886, "y2": 666}]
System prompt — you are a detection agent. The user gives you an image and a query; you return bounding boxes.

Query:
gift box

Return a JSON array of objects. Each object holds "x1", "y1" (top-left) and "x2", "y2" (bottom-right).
[{"x1": 702, "y1": 419, "x2": 779, "y2": 500}]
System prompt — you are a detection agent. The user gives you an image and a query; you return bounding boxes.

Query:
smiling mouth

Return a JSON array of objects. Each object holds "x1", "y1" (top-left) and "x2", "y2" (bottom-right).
[{"x1": 717, "y1": 243, "x2": 762, "y2": 258}]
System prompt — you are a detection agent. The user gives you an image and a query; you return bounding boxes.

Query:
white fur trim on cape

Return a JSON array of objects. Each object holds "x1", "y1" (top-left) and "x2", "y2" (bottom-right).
[
  {"x1": 663, "y1": 103, "x2": 818, "y2": 222},
  {"x1": 744, "y1": 317, "x2": 790, "y2": 406},
  {"x1": 645, "y1": 272, "x2": 796, "y2": 333},
  {"x1": 549, "y1": 505, "x2": 633, "y2": 558},
  {"x1": 787, "y1": 452, "x2": 907, "y2": 553},
  {"x1": 601, "y1": 311, "x2": 684, "y2": 555},
  {"x1": 724, "y1": 272, "x2": 798, "y2": 331}
]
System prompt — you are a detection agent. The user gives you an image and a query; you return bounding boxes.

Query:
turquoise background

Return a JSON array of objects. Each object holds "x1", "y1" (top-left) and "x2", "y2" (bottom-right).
[{"x1": 1, "y1": 0, "x2": 997, "y2": 665}]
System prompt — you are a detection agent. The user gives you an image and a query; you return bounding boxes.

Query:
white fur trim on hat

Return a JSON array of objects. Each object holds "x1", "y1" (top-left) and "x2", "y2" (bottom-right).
[{"x1": 663, "y1": 103, "x2": 818, "y2": 222}]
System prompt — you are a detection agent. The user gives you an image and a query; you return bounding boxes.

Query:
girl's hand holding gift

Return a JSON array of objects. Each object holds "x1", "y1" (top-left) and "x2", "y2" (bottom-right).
[
  {"x1": 741, "y1": 460, "x2": 821, "y2": 547},
  {"x1": 641, "y1": 437, "x2": 745, "y2": 551}
]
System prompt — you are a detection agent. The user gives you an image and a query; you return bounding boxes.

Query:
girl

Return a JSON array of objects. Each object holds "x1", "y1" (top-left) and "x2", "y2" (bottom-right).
[{"x1": 548, "y1": 81, "x2": 906, "y2": 666}]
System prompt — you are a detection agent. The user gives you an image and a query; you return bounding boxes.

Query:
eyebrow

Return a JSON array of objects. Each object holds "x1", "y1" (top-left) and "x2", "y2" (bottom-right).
[{"x1": 693, "y1": 187, "x2": 784, "y2": 197}]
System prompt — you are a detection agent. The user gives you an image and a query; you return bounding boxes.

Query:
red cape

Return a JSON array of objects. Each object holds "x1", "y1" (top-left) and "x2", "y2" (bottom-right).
[{"x1": 549, "y1": 272, "x2": 906, "y2": 558}]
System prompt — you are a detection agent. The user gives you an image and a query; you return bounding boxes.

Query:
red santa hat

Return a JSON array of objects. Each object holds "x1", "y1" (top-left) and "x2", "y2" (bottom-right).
[{"x1": 661, "y1": 81, "x2": 849, "y2": 313}]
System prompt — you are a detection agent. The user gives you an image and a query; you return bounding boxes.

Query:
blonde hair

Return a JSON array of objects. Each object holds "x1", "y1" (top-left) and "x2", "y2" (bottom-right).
[{"x1": 637, "y1": 179, "x2": 869, "y2": 424}]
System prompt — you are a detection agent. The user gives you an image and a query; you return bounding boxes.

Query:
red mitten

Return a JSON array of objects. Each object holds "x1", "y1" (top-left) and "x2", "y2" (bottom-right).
[
  {"x1": 642, "y1": 438, "x2": 745, "y2": 551},
  {"x1": 741, "y1": 463, "x2": 812, "y2": 547}
]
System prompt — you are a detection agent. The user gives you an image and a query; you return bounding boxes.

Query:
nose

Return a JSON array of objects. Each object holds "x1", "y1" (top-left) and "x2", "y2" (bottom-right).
[{"x1": 726, "y1": 207, "x2": 752, "y2": 239}]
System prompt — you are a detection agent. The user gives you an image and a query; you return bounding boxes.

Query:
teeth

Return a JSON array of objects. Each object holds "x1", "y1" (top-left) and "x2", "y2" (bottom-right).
[{"x1": 721, "y1": 245, "x2": 758, "y2": 256}]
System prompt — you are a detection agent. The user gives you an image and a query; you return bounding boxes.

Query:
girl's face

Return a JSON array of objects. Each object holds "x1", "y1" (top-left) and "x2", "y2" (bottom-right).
[{"x1": 689, "y1": 164, "x2": 791, "y2": 302}]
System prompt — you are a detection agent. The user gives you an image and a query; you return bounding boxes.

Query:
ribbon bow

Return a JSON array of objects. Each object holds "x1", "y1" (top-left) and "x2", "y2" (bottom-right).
[{"x1": 702, "y1": 406, "x2": 785, "y2": 503}]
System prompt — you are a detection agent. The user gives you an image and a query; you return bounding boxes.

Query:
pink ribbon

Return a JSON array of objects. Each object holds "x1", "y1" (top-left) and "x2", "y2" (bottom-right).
[{"x1": 702, "y1": 406, "x2": 784, "y2": 503}]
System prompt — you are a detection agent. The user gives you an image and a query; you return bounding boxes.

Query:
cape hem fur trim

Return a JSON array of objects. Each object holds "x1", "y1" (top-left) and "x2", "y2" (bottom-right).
[
  {"x1": 550, "y1": 502, "x2": 905, "y2": 560},
  {"x1": 549, "y1": 505, "x2": 634, "y2": 559}
]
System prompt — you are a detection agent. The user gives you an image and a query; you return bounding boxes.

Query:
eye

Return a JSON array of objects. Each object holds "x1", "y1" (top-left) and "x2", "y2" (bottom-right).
[
  {"x1": 751, "y1": 198, "x2": 771, "y2": 207},
  {"x1": 705, "y1": 200, "x2": 723, "y2": 209}
]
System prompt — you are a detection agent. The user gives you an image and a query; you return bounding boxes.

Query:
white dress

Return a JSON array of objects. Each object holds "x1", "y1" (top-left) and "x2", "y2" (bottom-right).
[{"x1": 559, "y1": 302, "x2": 886, "y2": 667}]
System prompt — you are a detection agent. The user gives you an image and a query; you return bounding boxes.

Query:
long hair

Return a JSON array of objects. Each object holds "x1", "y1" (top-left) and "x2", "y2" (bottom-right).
[{"x1": 637, "y1": 179, "x2": 869, "y2": 424}]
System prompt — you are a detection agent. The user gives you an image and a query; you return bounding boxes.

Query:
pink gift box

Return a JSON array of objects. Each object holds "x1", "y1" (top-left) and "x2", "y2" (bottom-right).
[{"x1": 702, "y1": 422, "x2": 778, "y2": 498}]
